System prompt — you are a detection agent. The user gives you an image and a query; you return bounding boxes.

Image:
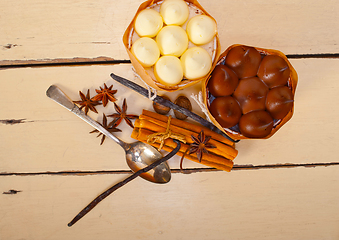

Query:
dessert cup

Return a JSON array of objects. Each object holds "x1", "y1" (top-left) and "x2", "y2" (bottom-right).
[
  {"x1": 123, "y1": 0, "x2": 220, "y2": 92},
  {"x1": 203, "y1": 44, "x2": 298, "y2": 140}
]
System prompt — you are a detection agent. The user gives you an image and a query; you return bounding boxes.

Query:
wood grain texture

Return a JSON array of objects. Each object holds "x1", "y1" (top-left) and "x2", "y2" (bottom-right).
[
  {"x1": 1, "y1": 0, "x2": 339, "y2": 63},
  {"x1": 0, "y1": 64, "x2": 207, "y2": 173},
  {"x1": 1, "y1": 167, "x2": 338, "y2": 240},
  {"x1": 1, "y1": 0, "x2": 339, "y2": 239},
  {"x1": 0, "y1": 0, "x2": 139, "y2": 61},
  {"x1": 1, "y1": 59, "x2": 339, "y2": 173}
]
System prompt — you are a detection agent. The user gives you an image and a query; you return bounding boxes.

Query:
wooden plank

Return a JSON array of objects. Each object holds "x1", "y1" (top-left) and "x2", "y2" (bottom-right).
[
  {"x1": 1, "y1": 0, "x2": 339, "y2": 63},
  {"x1": 236, "y1": 59, "x2": 339, "y2": 165},
  {"x1": 0, "y1": 58, "x2": 339, "y2": 173},
  {"x1": 1, "y1": 166, "x2": 338, "y2": 239},
  {"x1": 0, "y1": 63, "x2": 207, "y2": 172},
  {"x1": 0, "y1": 0, "x2": 141, "y2": 62}
]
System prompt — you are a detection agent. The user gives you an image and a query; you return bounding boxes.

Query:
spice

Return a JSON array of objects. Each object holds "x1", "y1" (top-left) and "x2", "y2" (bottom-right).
[
  {"x1": 90, "y1": 113, "x2": 121, "y2": 145},
  {"x1": 147, "y1": 115, "x2": 186, "y2": 151},
  {"x1": 153, "y1": 95, "x2": 171, "y2": 115},
  {"x1": 179, "y1": 130, "x2": 216, "y2": 171},
  {"x1": 141, "y1": 110, "x2": 235, "y2": 147},
  {"x1": 135, "y1": 118, "x2": 236, "y2": 159},
  {"x1": 110, "y1": 72, "x2": 237, "y2": 143},
  {"x1": 133, "y1": 127, "x2": 234, "y2": 172},
  {"x1": 131, "y1": 110, "x2": 237, "y2": 172},
  {"x1": 91, "y1": 83, "x2": 118, "y2": 107},
  {"x1": 73, "y1": 89, "x2": 100, "y2": 115},
  {"x1": 174, "y1": 95, "x2": 192, "y2": 120},
  {"x1": 108, "y1": 98, "x2": 138, "y2": 128},
  {"x1": 67, "y1": 140, "x2": 182, "y2": 227},
  {"x1": 186, "y1": 130, "x2": 215, "y2": 161}
]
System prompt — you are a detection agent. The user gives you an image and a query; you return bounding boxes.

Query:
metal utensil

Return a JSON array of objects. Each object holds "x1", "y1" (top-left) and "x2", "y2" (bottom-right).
[
  {"x1": 46, "y1": 85, "x2": 171, "y2": 184},
  {"x1": 67, "y1": 139, "x2": 181, "y2": 227}
]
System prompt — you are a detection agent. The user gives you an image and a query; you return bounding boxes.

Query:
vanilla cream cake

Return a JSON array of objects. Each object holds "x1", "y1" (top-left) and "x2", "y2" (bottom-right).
[{"x1": 127, "y1": 0, "x2": 218, "y2": 90}]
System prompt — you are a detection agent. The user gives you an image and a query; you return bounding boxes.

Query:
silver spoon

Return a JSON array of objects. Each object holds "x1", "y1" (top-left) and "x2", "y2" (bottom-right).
[{"x1": 46, "y1": 85, "x2": 171, "y2": 184}]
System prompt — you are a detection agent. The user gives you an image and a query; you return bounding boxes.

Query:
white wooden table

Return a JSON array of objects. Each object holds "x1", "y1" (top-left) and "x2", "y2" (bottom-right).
[{"x1": 1, "y1": 0, "x2": 338, "y2": 239}]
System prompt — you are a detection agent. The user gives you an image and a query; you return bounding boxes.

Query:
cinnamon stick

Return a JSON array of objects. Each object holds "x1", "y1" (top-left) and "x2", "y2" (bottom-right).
[
  {"x1": 159, "y1": 144, "x2": 232, "y2": 172},
  {"x1": 132, "y1": 127, "x2": 234, "y2": 171},
  {"x1": 141, "y1": 110, "x2": 235, "y2": 147},
  {"x1": 134, "y1": 119, "x2": 237, "y2": 160}
]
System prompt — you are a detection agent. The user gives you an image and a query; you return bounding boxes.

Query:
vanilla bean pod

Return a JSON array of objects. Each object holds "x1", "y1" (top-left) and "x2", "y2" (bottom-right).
[
  {"x1": 68, "y1": 140, "x2": 181, "y2": 227},
  {"x1": 110, "y1": 73, "x2": 238, "y2": 143}
]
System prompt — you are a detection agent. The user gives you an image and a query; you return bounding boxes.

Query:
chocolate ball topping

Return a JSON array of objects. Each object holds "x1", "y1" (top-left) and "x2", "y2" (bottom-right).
[
  {"x1": 209, "y1": 96, "x2": 242, "y2": 128},
  {"x1": 233, "y1": 77, "x2": 269, "y2": 114},
  {"x1": 225, "y1": 45, "x2": 262, "y2": 79},
  {"x1": 265, "y1": 86, "x2": 294, "y2": 120},
  {"x1": 257, "y1": 55, "x2": 290, "y2": 88},
  {"x1": 208, "y1": 65, "x2": 239, "y2": 97},
  {"x1": 206, "y1": 45, "x2": 295, "y2": 138},
  {"x1": 239, "y1": 110, "x2": 274, "y2": 138}
]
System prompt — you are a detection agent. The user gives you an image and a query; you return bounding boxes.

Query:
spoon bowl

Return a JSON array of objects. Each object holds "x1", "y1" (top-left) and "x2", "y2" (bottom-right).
[
  {"x1": 46, "y1": 85, "x2": 171, "y2": 184},
  {"x1": 126, "y1": 141, "x2": 171, "y2": 183}
]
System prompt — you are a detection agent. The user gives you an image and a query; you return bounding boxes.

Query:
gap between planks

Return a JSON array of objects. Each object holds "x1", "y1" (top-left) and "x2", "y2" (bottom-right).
[
  {"x1": 1, "y1": 54, "x2": 338, "y2": 176},
  {"x1": 1, "y1": 53, "x2": 339, "y2": 69},
  {"x1": 1, "y1": 162, "x2": 339, "y2": 177},
  {"x1": 0, "y1": 56, "x2": 130, "y2": 69}
]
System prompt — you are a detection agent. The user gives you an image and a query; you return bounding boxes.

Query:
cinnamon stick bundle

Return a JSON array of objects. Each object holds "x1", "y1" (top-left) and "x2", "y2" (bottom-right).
[
  {"x1": 134, "y1": 119, "x2": 237, "y2": 160},
  {"x1": 131, "y1": 110, "x2": 238, "y2": 171},
  {"x1": 140, "y1": 110, "x2": 235, "y2": 147}
]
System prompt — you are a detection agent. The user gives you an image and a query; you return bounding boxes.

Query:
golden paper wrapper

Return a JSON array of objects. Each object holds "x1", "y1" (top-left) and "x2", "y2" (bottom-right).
[
  {"x1": 123, "y1": 0, "x2": 220, "y2": 92},
  {"x1": 203, "y1": 44, "x2": 298, "y2": 140}
]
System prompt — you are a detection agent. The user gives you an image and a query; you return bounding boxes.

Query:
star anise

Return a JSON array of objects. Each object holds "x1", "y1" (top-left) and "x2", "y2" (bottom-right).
[
  {"x1": 74, "y1": 89, "x2": 100, "y2": 115},
  {"x1": 107, "y1": 98, "x2": 138, "y2": 128},
  {"x1": 90, "y1": 113, "x2": 121, "y2": 145},
  {"x1": 180, "y1": 130, "x2": 216, "y2": 172},
  {"x1": 91, "y1": 83, "x2": 117, "y2": 107}
]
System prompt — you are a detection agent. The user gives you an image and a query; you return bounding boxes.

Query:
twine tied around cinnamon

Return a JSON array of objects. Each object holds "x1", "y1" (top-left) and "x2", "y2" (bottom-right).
[{"x1": 147, "y1": 115, "x2": 186, "y2": 151}]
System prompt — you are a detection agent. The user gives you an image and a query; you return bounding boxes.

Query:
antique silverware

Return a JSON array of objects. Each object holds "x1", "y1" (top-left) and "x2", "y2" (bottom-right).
[{"x1": 46, "y1": 85, "x2": 172, "y2": 184}]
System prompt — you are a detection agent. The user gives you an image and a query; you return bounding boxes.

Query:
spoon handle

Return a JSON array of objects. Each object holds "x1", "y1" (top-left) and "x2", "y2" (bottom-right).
[
  {"x1": 67, "y1": 139, "x2": 181, "y2": 227},
  {"x1": 46, "y1": 85, "x2": 128, "y2": 149}
]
